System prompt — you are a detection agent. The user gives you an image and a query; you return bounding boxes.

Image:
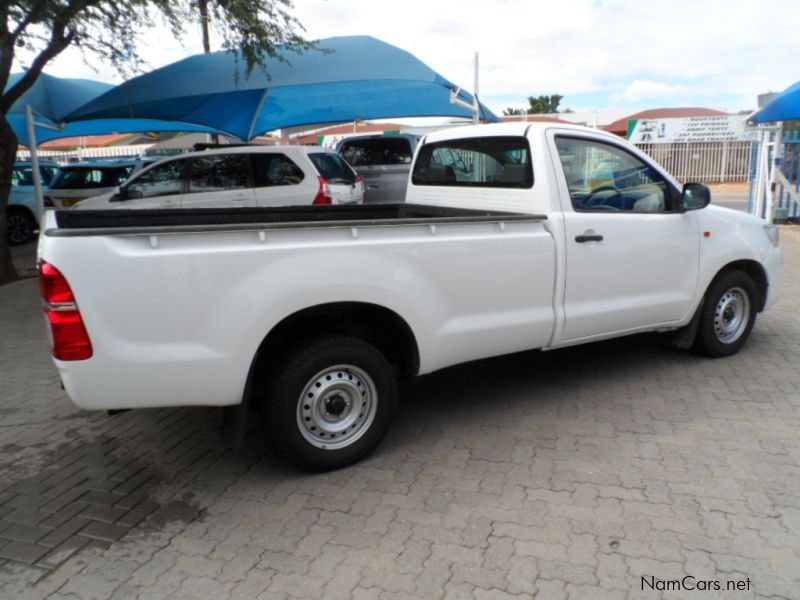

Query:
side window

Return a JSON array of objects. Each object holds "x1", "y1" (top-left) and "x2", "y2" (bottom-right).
[
  {"x1": 126, "y1": 160, "x2": 183, "y2": 199},
  {"x1": 188, "y1": 155, "x2": 248, "y2": 193},
  {"x1": 309, "y1": 153, "x2": 356, "y2": 183},
  {"x1": 554, "y1": 137, "x2": 671, "y2": 213},
  {"x1": 102, "y1": 167, "x2": 133, "y2": 187},
  {"x1": 412, "y1": 136, "x2": 533, "y2": 188},
  {"x1": 251, "y1": 154, "x2": 305, "y2": 186}
]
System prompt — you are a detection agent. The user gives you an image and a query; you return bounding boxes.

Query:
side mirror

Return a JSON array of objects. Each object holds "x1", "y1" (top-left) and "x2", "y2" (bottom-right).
[
  {"x1": 126, "y1": 188, "x2": 144, "y2": 200},
  {"x1": 680, "y1": 183, "x2": 711, "y2": 212}
]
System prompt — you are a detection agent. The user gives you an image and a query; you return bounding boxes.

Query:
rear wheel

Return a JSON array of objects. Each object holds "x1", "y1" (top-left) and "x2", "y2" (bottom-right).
[
  {"x1": 266, "y1": 335, "x2": 397, "y2": 471},
  {"x1": 694, "y1": 270, "x2": 758, "y2": 357},
  {"x1": 7, "y1": 209, "x2": 36, "y2": 246}
]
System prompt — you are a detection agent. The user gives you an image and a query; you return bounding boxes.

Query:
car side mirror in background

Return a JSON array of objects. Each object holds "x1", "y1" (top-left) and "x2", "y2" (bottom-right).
[{"x1": 680, "y1": 182, "x2": 711, "y2": 212}]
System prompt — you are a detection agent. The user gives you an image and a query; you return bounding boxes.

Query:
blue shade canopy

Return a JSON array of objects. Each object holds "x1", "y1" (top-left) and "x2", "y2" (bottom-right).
[
  {"x1": 753, "y1": 81, "x2": 800, "y2": 123},
  {"x1": 6, "y1": 72, "x2": 113, "y2": 121},
  {"x1": 9, "y1": 114, "x2": 224, "y2": 148},
  {"x1": 66, "y1": 35, "x2": 499, "y2": 140},
  {"x1": 6, "y1": 72, "x2": 225, "y2": 147}
]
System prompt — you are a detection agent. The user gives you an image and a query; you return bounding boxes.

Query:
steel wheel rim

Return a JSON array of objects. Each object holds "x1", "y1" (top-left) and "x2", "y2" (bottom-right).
[
  {"x1": 714, "y1": 286, "x2": 750, "y2": 344},
  {"x1": 7, "y1": 215, "x2": 30, "y2": 244},
  {"x1": 297, "y1": 364, "x2": 378, "y2": 450}
]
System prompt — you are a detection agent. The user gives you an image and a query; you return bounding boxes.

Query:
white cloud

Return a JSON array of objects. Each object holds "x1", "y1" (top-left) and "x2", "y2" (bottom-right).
[{"x1": 618, "y1": 80, "x2": 687, "y2": 103}]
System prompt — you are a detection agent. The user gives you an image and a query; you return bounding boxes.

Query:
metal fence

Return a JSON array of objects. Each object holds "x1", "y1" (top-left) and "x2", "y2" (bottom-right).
[
  {"x1": 15, "y1": 144, "x2": 188, "y2": 163},
  {"x1": 635, "y1": 141, "x2": 755, "y2": 183}
]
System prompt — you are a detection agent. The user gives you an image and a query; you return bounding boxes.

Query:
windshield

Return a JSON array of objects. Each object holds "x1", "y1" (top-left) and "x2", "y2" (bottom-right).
[
  {"x1": 339, "y1": 137, "x2": 412, "y2": 166},
  {"x1": 12, "y1": 165, "x2": 60, "y2": 187},
  {"x1": 51, "y1": 166, "x2": 134, "y2": 189}
]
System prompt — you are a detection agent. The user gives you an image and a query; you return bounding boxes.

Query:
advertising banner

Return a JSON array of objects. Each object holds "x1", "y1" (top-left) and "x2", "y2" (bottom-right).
[{"x1": 627, "y1": 116, "x2": 757, "y2": 144}]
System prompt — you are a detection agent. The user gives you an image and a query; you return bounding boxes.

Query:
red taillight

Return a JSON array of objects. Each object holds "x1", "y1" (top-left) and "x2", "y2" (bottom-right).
[
  {"x1": 356, "y1": 175, "x2": 365, "y2": 202},
  {"x1": 43, "y1": 196, "x2": 54, "y2": 208},
  {"x1": 39, "y1": 261, "x2": 93, "y2": 361},
  {"x1": 313, "y1": 177, "x2": 332, "y2": 205}
]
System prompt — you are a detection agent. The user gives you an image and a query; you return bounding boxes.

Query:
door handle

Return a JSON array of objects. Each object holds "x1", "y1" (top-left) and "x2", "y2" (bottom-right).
[{"x1": 575, "y1": 234, "x2": 604, "y2": 243}]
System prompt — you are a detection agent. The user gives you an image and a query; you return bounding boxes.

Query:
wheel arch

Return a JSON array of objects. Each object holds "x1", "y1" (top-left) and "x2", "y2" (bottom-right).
[
  {"x1": 7, "y1": 204, "x2": 38, "y2": 225},
  {"x1": 711, "y1": 259, "x2": 768, "y2": 312}
]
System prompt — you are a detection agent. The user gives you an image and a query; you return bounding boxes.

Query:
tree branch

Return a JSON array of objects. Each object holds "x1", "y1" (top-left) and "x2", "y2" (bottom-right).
[{"x1": 0, "y1": 27, "x2": 75, "y2": 114}]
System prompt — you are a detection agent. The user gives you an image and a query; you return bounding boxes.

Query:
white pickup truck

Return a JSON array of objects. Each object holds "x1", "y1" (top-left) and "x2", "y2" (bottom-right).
[{"x1": 38, "y1": 123, "x2": 783, "y2": 470}]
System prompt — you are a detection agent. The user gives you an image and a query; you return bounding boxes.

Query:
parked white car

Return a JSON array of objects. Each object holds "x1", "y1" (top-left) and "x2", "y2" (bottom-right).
[
  {"x1": 45, "y1": 158, "x2": 157, "y2": 209},
  {"x1": 76, "y1": 146, "x2": 365, "y2": 210},
  {"x1": 7, "y1": 161, "x2": 60, "y2": 245},
  {"x1": 38, "y1": 122, "x2": 783, "y2": 470}
]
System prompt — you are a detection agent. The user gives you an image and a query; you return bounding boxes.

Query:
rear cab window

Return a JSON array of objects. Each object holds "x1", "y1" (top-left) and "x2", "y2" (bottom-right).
[
  {"x1": 309, "y1": 153, "x2": 357, "y2": 183},
  {"x1": 412, "y1": 136, "x2": 533, "y2": 188},
  {"x1": 339, "y1": 137, "x2": 412, "y2": 167}
]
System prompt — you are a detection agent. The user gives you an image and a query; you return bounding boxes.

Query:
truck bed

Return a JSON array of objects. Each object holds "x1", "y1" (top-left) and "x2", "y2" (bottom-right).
[{"x1": 51, "y1": 203, "x2": 545, "y2": 236}]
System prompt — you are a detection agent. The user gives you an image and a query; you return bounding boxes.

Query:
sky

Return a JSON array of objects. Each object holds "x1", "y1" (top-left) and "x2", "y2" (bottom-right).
[{"x1": 12, "y1": 0, "x2": 800, "y2": 117}]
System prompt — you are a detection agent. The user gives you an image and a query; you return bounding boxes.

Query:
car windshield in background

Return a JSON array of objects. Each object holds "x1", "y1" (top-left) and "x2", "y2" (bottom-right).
[
  {"x1": 339, "y1": 137, "x2": 412, "y2": 166},
  {"x1": 12, "y1": 165, "x2": 60, "y2": 187},
  {"x1": 412, "y1": 136, "x2": 533, "y2": 188},
  {"x1": 309, "y1": 153, "x2": 356, "y2": 183},
  {"x1": 51, "y1": 166, "x2": 133, "y2": 189}
]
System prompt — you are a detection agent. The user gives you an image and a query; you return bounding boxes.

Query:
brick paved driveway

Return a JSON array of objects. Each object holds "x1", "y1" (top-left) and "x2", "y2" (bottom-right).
[{"x1": 1, "y1": 229, "x2": 799, "y2": 600}]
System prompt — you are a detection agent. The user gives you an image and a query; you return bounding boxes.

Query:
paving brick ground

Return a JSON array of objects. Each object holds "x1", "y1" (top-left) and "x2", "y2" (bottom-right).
[{"x1": 1, "y1": 227, "x2": 799, "y2": 599}]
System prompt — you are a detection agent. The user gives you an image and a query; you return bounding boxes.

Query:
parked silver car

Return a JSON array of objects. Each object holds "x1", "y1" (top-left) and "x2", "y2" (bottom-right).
[{"x1": 337, "y1": 134, "x2": 419, "y2": 204}]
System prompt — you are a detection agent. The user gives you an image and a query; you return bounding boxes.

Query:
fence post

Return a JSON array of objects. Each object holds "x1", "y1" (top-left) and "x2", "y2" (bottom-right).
[{"x1": 719, "y1": 141, "x2": 728, "y2": 183}]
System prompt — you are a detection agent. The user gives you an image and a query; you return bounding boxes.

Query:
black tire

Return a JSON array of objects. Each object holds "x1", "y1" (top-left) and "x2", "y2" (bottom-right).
[
  {"x1": 266, "y1": 335, "x2": 397, "y2": 471},
  {"x1": 694, "y1": 269, "x2": 758, "y2": 357},
  {"x1": 7, "y1": 209, "x2": 36, "y2": 246}
]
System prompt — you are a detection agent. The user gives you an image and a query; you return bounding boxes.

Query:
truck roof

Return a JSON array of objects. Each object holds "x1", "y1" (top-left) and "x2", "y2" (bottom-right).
[{"x1": 422, "y1": 121, "x2": 620, "y2": 144}]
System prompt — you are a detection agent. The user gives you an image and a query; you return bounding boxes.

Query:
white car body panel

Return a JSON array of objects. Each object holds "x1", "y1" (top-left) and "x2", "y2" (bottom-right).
[
  {"x1": 39, "y1": 122, "x2": 783, "y2": 412},
  {"x1": 42, "y1": 216, "x2": 555, "y2": 409}
]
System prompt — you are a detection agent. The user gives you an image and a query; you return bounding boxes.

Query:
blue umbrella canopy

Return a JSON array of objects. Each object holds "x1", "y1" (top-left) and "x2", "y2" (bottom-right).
[
  {"x1": 6, "y1": 72, "x2": 224, "y2": 147},
  {"x1": 66, "y1": 35, "x2": 499, "y2": 140},
  {"x1": 752, "y1": 81, "x2": 800, "y2": 123},
  {"x1": 7, "y1": 72, "x2": 112, "y2": 121}
]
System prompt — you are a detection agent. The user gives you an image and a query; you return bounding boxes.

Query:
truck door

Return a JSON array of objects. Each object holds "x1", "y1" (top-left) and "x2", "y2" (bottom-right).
[{"x1": 551, "y1": 134, "x2": 700, "y2": 340}]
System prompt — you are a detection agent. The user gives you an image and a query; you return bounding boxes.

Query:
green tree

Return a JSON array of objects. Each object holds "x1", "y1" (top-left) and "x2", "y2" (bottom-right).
[
  {"x1": 503, "y1": 94, "x2": 564, "y2": 117},
  {"x1": 0, "y1": 1, "x2": 315, "y2": 284},
  {"x1": 526, "y1": 94, "x2": 563, "y2": 114}
]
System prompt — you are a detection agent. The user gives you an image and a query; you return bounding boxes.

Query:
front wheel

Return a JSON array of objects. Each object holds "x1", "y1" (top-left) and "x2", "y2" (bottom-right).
[
  {"x1": 694, "y1": 270, "x2": 758, "y2": 357},
  {"x1": 266, "y1": 335, "x2": 397, "y2": 471}
]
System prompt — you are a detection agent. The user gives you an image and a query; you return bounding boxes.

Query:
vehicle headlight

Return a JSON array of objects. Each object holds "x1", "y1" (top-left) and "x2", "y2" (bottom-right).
[{"x1": 764, "y1": 224, "x2": 779, "y2": 247}]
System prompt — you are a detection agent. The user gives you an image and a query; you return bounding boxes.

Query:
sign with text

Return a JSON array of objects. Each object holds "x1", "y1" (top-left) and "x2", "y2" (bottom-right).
[{"x1": 627, "y1": 116, "x2": 757, "y2": 144}]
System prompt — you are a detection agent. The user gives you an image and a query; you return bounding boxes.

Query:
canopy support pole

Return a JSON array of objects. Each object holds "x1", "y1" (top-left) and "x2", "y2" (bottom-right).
[
  {"x1": 450, "y1": 51, "x2": 481, "y2": 123},
  {"x1": 247, "y1": 89, "x2": 271, "y2": 142},
  {"x1": 25, "y1": 105, "x2": 45, "y2": 223},
  {"x1": 473, "y1": 52, "x2": 480, "y2": 125}
]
